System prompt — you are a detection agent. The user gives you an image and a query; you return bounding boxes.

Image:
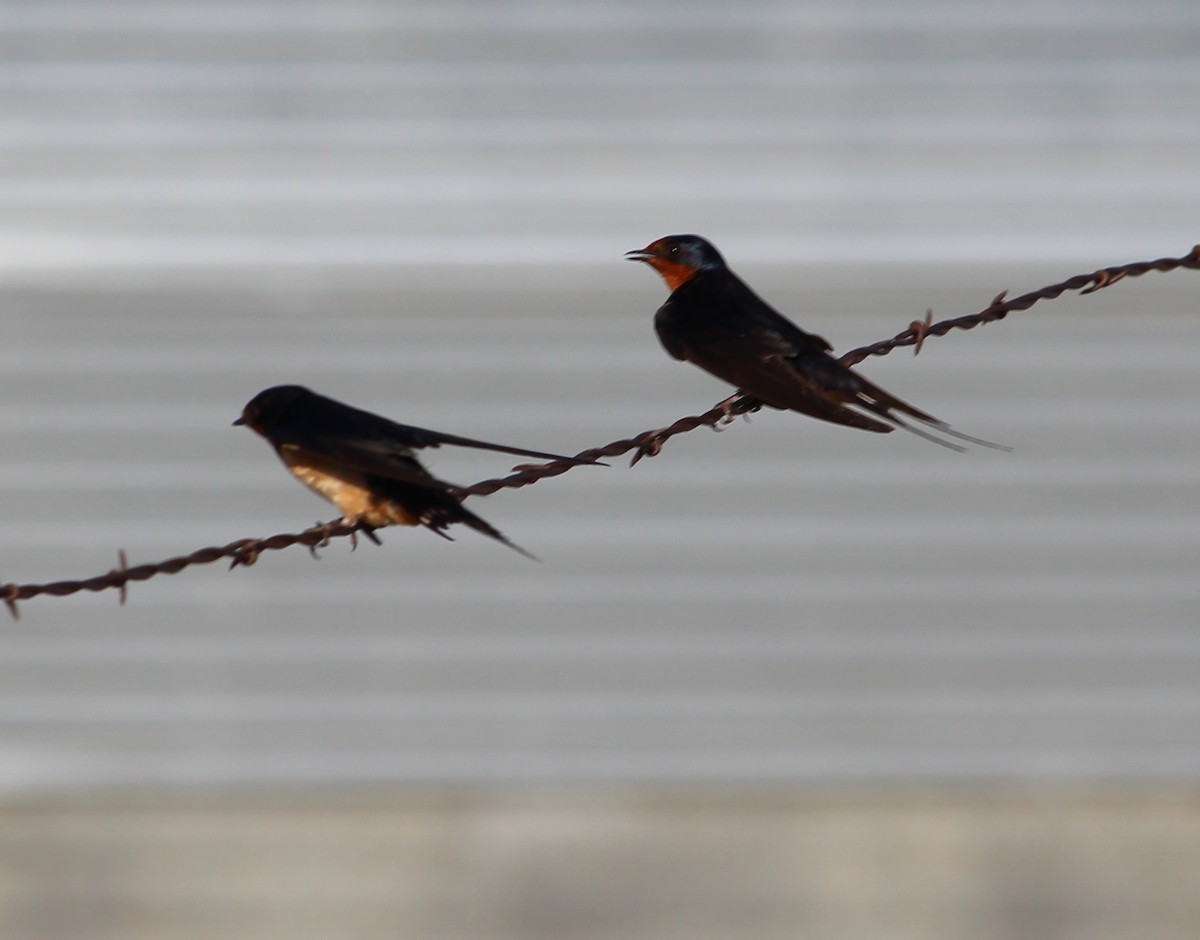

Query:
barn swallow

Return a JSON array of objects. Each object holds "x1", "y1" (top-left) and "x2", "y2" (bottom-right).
[
  {"x1": 235, "y1": 385, "x2": 593, "y2": 558},
  {"x1": 625, "y1": 234, "x2": 1005, "y2": 451}
]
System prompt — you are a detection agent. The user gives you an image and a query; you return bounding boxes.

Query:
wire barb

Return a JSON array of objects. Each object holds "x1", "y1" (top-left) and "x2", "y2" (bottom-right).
[
  {"x1": 911, "y1": 309, "x2": 934, "y2": 356},
  {"x1": 2, "y1": 245, "x2": 1197, "y2": 613},
  {"x1": 113, "y1": 550, "x2": 129, "y2": 607}
]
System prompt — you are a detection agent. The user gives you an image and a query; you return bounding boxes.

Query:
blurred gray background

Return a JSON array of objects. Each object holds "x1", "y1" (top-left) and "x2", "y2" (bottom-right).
[{"x1": 1, "y1": 1, "x2": 1199, "y2": 938}]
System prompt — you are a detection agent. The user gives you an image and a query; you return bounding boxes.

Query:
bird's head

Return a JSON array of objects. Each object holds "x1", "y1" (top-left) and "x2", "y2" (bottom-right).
[
  {"x1": 624, "y1": 234, "x2": 726, "y2": 292},
  {"x1": 233, "y1": 384, "x2": 314, "y2": 433}
]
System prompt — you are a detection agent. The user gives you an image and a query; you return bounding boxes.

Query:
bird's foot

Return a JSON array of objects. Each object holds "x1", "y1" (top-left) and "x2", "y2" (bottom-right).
[
  {"x1": 713, "y1": 393, "x2": 745, "y2": 425},
  {"x1": 306, "y1": 519, "x2": 342, "y2": 557},
  {"x1": 357, "y1": 524, "x2": 383, "y2": 546}
]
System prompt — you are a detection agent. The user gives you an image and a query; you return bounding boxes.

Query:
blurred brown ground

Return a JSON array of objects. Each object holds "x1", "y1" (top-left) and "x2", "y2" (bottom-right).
[{"x1": 1, "y1": 789, "x2": 1198, "y2": 940}]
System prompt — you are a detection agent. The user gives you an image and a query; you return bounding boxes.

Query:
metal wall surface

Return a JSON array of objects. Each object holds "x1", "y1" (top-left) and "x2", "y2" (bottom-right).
[
  {"x1": 1, "y1": 1, "x2": 1198, "y2": 792},
  {"x1": 2, "y1": 0, "x2": 1197, "y2": 270}
]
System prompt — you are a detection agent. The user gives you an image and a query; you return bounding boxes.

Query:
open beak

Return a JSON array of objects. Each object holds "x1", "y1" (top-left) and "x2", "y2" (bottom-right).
[{"x1": 624, "y1": 249, "x2": 654, "y2": 263}]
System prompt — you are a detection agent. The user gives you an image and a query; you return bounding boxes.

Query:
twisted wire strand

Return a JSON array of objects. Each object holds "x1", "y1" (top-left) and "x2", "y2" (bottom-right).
[
  {"x1": 838, "y1": 244, "x2": 1200, "y2": 367},
  {"x1": 1, "y1": 522, "x2": 364, "y2": 619},
  {"x1": 4, "y1": 245, "x2": 1197, "y2": 616}
]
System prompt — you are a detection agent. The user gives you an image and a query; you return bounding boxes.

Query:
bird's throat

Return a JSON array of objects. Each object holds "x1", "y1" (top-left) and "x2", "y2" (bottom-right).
[{"x1": 648, "y1": 259, "x2": 699, "y2": 293}]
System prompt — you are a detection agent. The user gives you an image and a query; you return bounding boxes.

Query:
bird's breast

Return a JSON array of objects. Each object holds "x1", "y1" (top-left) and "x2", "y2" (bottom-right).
[{"x1": 279, "y1": 447, "x2": 420, "y2": 527}]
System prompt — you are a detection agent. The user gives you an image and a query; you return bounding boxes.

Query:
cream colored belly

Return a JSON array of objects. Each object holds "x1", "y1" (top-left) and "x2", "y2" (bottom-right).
[{"x1": 281, "y1": 448, "x2": 420, "y2": 528}]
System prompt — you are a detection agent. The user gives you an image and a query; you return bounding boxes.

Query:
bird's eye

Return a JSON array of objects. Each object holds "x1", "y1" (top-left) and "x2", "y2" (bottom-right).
[{"x1": 668, "y1": 245, "x2": 680, "y2": 256}]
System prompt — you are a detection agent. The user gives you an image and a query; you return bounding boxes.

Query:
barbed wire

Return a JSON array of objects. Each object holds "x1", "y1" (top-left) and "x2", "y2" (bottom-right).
[
  {"x1": 837, "y1": 244, "x2": 1200, "y2": 367},
  {"x1": 1, "y1": 522, "x2": 366, "y2": 619},
  {"x1": 3, "y1": 245, "x2": 1197, "y2": 616}
]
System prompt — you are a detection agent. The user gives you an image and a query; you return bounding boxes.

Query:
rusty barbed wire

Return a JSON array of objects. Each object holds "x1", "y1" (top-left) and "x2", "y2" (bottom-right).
[
  {"x1": 838, "y1": 244, "x2": 1200, "y2": 367},
  {"x1": 1, "y1": 521, "x2": 368, "y2": 619},
  {"x1": 454, "y1": 392, "x2": 761, "y2": 498},
  {"x1": 3, "y1": 245, "x2": 1197, "y2": 615}
]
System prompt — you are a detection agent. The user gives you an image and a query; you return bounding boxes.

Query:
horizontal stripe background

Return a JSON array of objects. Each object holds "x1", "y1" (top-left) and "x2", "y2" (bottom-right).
[{"x1": 0, "y1": 0, "x2": 1198, "y2": 791}]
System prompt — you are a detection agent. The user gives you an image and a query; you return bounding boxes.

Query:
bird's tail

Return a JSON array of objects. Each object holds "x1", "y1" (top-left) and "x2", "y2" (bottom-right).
[
  {"x1": 424, "y1": 502, "x2": 539, "y2": 561},
  {"x1": 851, "y1": 374, "x2": 1010, "y2": 453}
]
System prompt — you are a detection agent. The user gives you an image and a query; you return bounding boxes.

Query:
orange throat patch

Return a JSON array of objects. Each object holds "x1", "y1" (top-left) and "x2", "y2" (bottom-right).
[{"x1": 646, "y1": 258, "x2": 698, "y2": 293}]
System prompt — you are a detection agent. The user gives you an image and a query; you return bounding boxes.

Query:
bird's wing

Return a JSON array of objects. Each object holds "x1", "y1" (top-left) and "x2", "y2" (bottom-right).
[
  {"x1": 302, "y1": 396, "x2": 591, "y2": 464},
  {"x1": 752, "y1": 324, "x2": 944, "y2": 425},
  {"x1": 727, "y1": 276, "x2": 836, "y2": 355},
  {"x1": 684, "y1": 327, "x2": 895, "y2": 433},
  {"x1": 400, "y1": 425, "x2": 593, "y2": 464},
  {"x1": 274, "y1": 409, "x2": 586, "y2": 490},
  {"x1": 276, "y1": 436, "x2": 454, "y2": 489}
]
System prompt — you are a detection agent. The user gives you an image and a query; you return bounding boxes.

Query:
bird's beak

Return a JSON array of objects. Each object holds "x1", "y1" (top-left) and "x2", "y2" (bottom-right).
[
  {"x1": 624, "y1": 249, "x2": 653, "y2": 263},
  {"x1": 232, "y1": 416, "x2": 246, "y2": 427}
]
